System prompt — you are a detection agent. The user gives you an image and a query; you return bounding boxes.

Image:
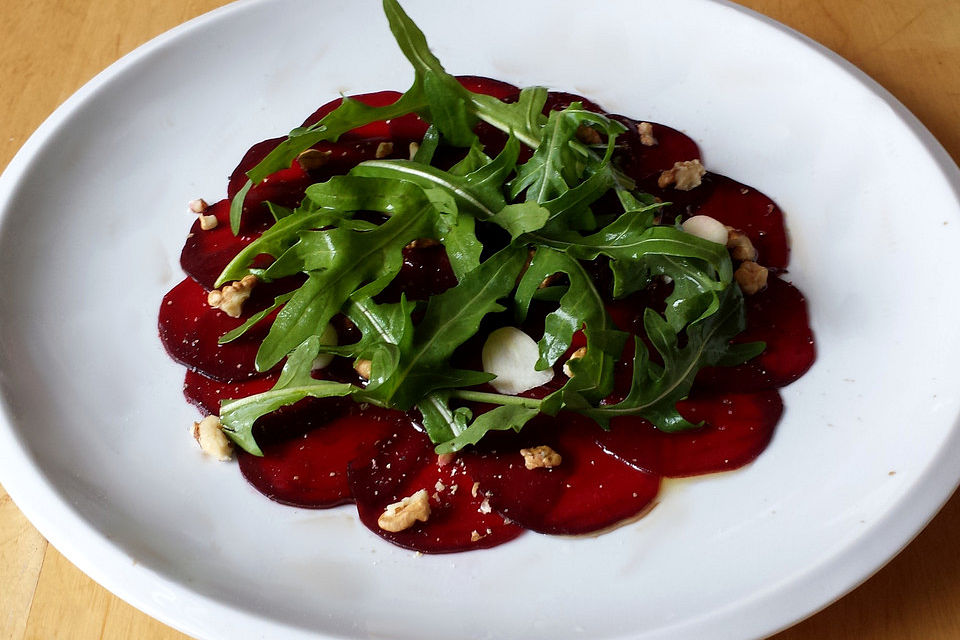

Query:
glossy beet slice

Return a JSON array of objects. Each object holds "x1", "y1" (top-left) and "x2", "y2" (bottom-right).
[
  {"x1": 180, "y1": 199, "x2": 270, "y2": 290},
  {"x1": 697, "y1": 276, "x2": 815, "y2": 392},
  {"x1": 348, "y1": 426, "x2": 525, "y2": 553},
  {"x1": 611, "y1": 115, "x2": 703, "y2": 180},
  {"x1": 595, "y1": 390, "x2": 783, "y2": 477},
  {"x1": 301, "y1": 90, "x2": 420, "y2": 139},
  {"x1": 457, "y1": 75, "x2": 519, "y2": 100},
  {"x1": 691, "y1": 174, "x2": 790, "y2": 269},
  {"x1": 159, "y1": 277, "x2": 275, "y2": 381},
  {"x1": 463, "y1": 415, "x2": 660, "y2": 535},
  {"x1": 544, "y1": 90, "x2": 605, "y2": 114},
  {"x1": 238, "y1": 402, "x2": 402, "y2": 508},
  {"x1": 183, "y1": 369, "x2": 279, "y2": 415},
  {"x1": 375, "y1": 243, "x2": 459, "y2": 302}
]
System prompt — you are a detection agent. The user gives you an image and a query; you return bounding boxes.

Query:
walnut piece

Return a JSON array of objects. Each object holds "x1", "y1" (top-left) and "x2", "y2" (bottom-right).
[
  {"x1": 207, "y1": 275, "x2": 257, "y2": 318},
  {"x1": 354, "y1": 358, "x2": 372, "y2": 380},
  {"x1": 404, "y1": 237, "x2": 440, "y2": 250},
  {"x1": 734, "y1": 261, "x2": 769, "y2": 295},
  {"x1": 377, "y1": 489, "x2": 431, "y2": 532},
  {"x1": 188, "y1": 198, "x2": 209, "y2": 214},
  {"x1": 297, "y1": 148, "x2": 332, "y2": 171},
  {"x1": 520, "y1": 445, "x2": 562, "y2": 470},
  {"x1": 563, "y1": 346, "x2": 588, "y2": 377},
  {"x1": 658, "y1": 159, "x2": 706, "y2": 191},
  {"x1": 408, "y1": 142, "x2": 420, "y2": 160},
  {"x1": 192, "y1": 415, "x2": 233, "y2": 461},
  {"x1": 198, "y1": 213, "x2": 218, "y2": 231},
  {"x1": 576, "y1": 124, "x2": 602, "y2": 145},
  {"x1": 375, "y1": 141, "x2": 394, "y2": 159},
  {"x1": 726, "y1": 227, "x2": 758, "y2": 262},
  {"x1": 637, "y1": 122, "x2": 658, "y2": 146}
]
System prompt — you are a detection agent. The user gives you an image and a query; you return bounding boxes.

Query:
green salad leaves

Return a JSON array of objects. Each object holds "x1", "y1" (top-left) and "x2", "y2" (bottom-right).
[{"x1": 217, "y1": 0, "x2": 761, "y2": 455}]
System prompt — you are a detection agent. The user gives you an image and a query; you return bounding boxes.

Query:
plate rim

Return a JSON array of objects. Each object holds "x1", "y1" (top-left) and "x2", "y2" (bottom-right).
[{"x1": 1, "y1": 1, "x2": 959, "y2": 639}]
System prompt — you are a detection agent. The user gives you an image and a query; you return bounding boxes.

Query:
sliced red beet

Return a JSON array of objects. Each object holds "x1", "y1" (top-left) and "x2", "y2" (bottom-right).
[
  {"x1": 183, "y1": 369, "x2": 279, "y2": 415},
  {"x1": 180, "y1": 199, "x2": 271, "y2": 290},
  {"x1": 595, "y1": 390, "x2": 783, "y2": 477},
  {"x1": 610, "y1": 115, "x2": 702, "y2": 180},
  {"x1": 375, "y1": 243, "x2": 459, "y2": 302},
  {"x1": 697, "y1": 276, "x2": 815, "y2": 392},
  {"x1": 463, "y1": 414, "x2": 660, "y2": 535},
  {"x1": 159, "y1": 277, "x2": 276, "y2": 381},
  {"x1": 690, "y1": 174, "x2": 789, "y2": 269},
  {"x1": 348, "y1": 425, "x2": 525, "y2": 553},
  {"x1": 457, "y1": 75, "x2": 519, "y2": 100},
  {"x1": 238, "y1": 401, "x2": 402, "y2": 508},
  {"x1": 544, "y1": 90, "x2": 605, "y2": 114}
]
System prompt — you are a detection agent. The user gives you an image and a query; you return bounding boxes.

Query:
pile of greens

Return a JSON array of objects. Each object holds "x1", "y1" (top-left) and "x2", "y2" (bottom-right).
[{"x1": 217, "y1": 0, "x2": 761, "y2": 456}]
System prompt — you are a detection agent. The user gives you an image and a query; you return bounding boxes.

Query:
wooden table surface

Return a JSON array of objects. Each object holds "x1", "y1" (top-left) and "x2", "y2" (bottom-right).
[{"x1": 2, "y1": 1, "x2": 960, "y2": 638}]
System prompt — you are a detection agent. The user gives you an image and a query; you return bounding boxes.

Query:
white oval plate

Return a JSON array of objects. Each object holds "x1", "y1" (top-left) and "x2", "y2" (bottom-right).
[{"x1": 2, "y1": 1, "x2": 960, "y2": 638}]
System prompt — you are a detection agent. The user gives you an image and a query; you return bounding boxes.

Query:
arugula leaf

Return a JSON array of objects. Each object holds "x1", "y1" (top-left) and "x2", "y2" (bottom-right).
[
  {"x1": 578, "y1": 285, "x2": 751, "y2": 431},
  {"x1": 515, "y1": 247, "x2": 627, "y2": 403},
  {"x1": 418, "y1": 392, "x2": 471, "y2": 444},
  {"x1": 490, "y1": 202, "x2": 550, "y2": 240},
  {"x1": 219, "y1": 336, "x2": 357, "y2": 455},
  {"x1": 351, "y1": 133, "x2": 521, "y2": 221},
  {"x1": 218, "y1": 292, "x2": 294, "y2": 345},
  {"x1": 434, "y1": 405, "x2": 540, "y2": 454},
  {"x1": 362, "y1": 246, "x2": 526, "y2": 409},
  {"x1": 254, "y1": 178, "x2": 445, "y2": 370},
  {"x1": 207, "y1": 0, "x2": 768, "y2": 455}
]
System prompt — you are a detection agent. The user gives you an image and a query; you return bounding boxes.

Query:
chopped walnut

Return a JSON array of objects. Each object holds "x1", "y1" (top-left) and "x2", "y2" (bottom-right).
[
  {"x1": 408, "y1": 142, "x2": 420, "y2": 160},
  {"x1": 734, "y1": 261, "x2": 768, "y2": 295},
  {"x1": 192, "y1": 415, "x2": 233, "y2": 461},
  {"x1": 404, "y1": 237, "x2": 440, "y2": 250},
  {"x1": 576, "y1": 124, "x2": 602, "y2": 145},
  {"x1": 198, "y1": 213, "x2": 218, "y2": 231},
  {"x1": 471, "y1": 482, "x2": 480, "y2": 497},
  {"x1": 637, "y1": 122, "x2": 658, "y2": 146},
  {"x1": 375, "y1": 141, "x2": 394, "y2": 159},
  {"x1": 658, "y1": 159, "x2": 706, "y2": 191},
  {"x1": 377, "y1": 489, "x2": 431, "y2": 532},
  {"x1": 520, "y1": 445, "x2": 562, "y2": 470},
  {"x1": 188, "y1": 198, "x2": 209, "y2": 214},
  {"x1": 726, "y1": 227, "x2": 758, "y2": 262},
  {"x1": 563, "y1": 346, "x2": 588, "y2": 377},
  {"x1": 539, "y1": 273, "x2": 562, "y2": 289},
  {"x1": 470, "y1": 530, "x2": 482, "y2": 542},
  {"x1": 297, "y1": 148, "x2": 332, "y2": 171},
  {"x1": 479, "y1": 496, "x2": 492, "y2": 514},
  {"x1": 437, "y1": 453, "x2": 455, "y2": 466},
  {"x1": 207, "y1": 275, "x2": 257, "y2": 318},
  {"x1": 354, "y1": 358, "x2": 372, "y2": 380}
]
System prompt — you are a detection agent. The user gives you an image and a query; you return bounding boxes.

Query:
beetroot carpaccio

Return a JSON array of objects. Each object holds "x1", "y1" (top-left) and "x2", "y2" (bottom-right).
[{"x1": 160, "y1": 1, "x2": 814, "y2": 554}]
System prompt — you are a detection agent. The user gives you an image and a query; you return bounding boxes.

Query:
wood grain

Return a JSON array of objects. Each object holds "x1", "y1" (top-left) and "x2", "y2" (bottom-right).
[{"x1": 1, "y1": 1, "x2": 958, "y2": 638}]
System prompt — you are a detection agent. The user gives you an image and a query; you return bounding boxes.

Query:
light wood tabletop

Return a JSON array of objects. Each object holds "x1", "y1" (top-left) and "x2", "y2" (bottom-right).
[{"x1": 2, "y1": 1, "x2": 960, "y2": 638}]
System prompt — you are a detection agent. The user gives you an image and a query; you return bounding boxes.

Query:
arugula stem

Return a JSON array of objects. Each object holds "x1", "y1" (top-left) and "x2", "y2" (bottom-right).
[{"x1": 448, "y1": 390, "x2": 544, "y2": 410}]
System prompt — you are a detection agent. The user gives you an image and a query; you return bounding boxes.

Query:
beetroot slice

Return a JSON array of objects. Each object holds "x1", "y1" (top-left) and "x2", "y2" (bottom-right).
[
  {"x1": 697, "y1": 276, "x2": 815, "y2": 392},
  {"x1": 183, "y1": 369, "x2": 279, "y2": 415},
  {"x1": 180, "y1": 199, "x2": 271, "y2": 290},
  {"x1": 544, "y1": 91, "x2": 605, "y2": 114},
  {"x1": 462, "y1": 414, "x2": 660, "y2": 535},
  {"x1": 595, "y1": 390, "x2": 783, "y2": 477},
  {"x1": 159, "y1": 277, "x2": 277, "y2": 381},
  {"x1": 611, "y1": 115, "x2": 702, "y2": 180},
  {"x1": 238, "y1": 401, "x2": 402, "y2": 508},
  {"x1": 691, "y1": 174, "x2": 790, "y2": 270},
  {"x1": 348, "y1": 426, "x2": 525, "y2": 553}
]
